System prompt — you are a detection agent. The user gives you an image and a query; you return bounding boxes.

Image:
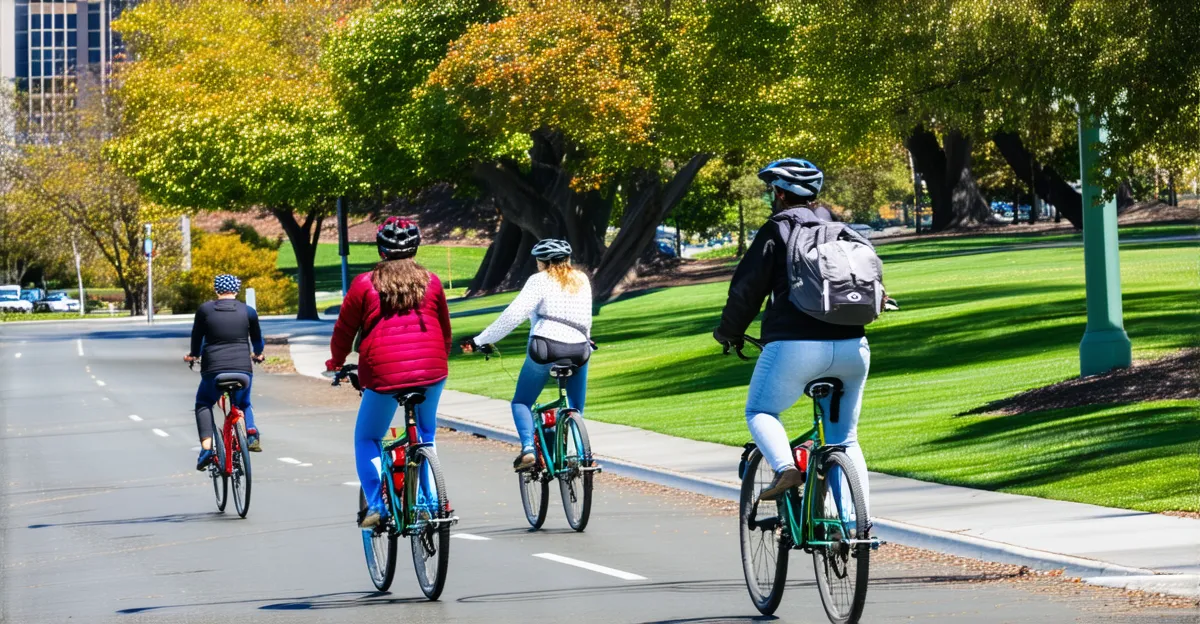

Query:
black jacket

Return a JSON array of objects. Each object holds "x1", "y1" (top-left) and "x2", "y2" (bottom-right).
[
  {"x1": 718, "y1": 216, "x2": 866, "y2": 343},
  {"x1": 189, "y1": 299, "x2": 265, "y2": 374}
]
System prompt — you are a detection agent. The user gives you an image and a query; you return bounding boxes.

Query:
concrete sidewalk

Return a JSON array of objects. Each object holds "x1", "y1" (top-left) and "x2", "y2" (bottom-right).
[{"x1": 279, "y1": 330, "x2": 1200, "y2": 600}]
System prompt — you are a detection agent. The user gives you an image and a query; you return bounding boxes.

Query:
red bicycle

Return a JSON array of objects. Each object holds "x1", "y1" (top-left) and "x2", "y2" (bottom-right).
[{"x1": 190, "y1": 361, "x2": 253, "y2": 518}]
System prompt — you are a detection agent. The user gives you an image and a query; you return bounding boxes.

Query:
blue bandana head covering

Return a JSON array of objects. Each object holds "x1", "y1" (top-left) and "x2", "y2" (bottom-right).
[{"x1": 213, "y1": 274, "x2": 241, "y2": 294}]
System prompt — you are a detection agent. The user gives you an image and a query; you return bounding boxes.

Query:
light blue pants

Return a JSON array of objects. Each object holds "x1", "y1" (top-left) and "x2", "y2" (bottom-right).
[
  {"x1": 355, "y1": 379, "x2": 445, "y2": 514},
  {"x1": 745, "y1": 338, "x2": 871, "y2": 515},
  {"x1": 512, "y1": 356, "x2": 589, "y2": 452}
]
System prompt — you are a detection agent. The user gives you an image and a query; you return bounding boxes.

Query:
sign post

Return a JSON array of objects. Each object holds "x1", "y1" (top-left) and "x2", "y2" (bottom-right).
[
  {"x1": 1077, "y1": 114, "x2": 1131, "y2": 377},
  {"x1": 144, "y1": 223, "x2": 154, "y2": 324},
  {"x1": 337, "y1": 196, "x2": 350, "y2": 298}
]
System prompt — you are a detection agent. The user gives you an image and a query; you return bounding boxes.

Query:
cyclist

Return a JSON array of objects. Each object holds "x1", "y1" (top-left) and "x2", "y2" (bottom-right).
[
  {"x1": 460, "y1": 239, "x2": 593, "y2": 471},
  {"x1": 326, "y1": 218, "x2": 452, "y2": 529},
  {"x1": 185, "y1": 274, "x2": 265, "y2": 471},
  {"x1": 714, "y1": 158, "x2": 872, "y2": 507}
]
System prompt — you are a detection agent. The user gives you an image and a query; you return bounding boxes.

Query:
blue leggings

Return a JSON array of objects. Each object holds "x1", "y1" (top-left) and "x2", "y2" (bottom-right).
[
  {"x1": 194, "y1": 373, "x2": 257, "y2": 442},
  {"x1": 512, "y1": 357, "x2": 589, "y2": 452},
  {"x1": 355, "y1": 379, "x2": 445, "y2": 513}
]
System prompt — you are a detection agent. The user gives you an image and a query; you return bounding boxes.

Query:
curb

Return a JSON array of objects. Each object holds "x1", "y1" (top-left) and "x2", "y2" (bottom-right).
[{"x1": 438, "y1": 412, "x2": 1184, "y2": 593}]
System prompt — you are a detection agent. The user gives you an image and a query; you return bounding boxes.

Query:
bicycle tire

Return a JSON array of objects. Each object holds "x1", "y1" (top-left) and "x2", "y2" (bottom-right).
[
  {"x1": 360, "y1": 487, "x2": 397, "y2": 591},
  {"x1": 231, "y1": 419, "x2": 252, "y2": 518},
  {"x1": 557, "y1": 411, "x2": 593, "y2": 532},
  {"x1": 409, "y1": 446, "x2": 450, "y2": 600},
  {"x1": 739, "y1": 448, "x2": 789, "y2": 615},
  {"x1": 518, "y1": 441, "x2": 549, "y2": 530},
  {"x1": 811, "y1": 450, "x2": 870, "y2": 624},
  {"x1": 210, "y1": 413, "x2": 228, "y2": 513}
]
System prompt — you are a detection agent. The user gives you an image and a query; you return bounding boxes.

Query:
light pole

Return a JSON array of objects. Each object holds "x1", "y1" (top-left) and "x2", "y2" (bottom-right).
[
  {"x1": 337, "y1": 196, "x2": 350, "y2": 298},
  {"x1": 1077, "y1": 114, "x2": 1131, "y2": 377},
  {"x1": 144, "y1": 223, "x2": 154, "y2": 324}
]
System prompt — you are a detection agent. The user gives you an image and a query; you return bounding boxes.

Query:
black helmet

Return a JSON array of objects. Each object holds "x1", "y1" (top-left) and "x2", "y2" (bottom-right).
[
  {"x1": 376, "y1": 217, "x2": 421, "y2": 260},
  {"x1": 531, "y1": 238, "x2": 572, "y2": 262}
]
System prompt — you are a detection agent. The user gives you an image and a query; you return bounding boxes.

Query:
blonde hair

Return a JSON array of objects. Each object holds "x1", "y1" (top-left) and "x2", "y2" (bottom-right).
[
  {"x1": 371, "y1": 258, "x2": 430, "y2": 313},
  {"x1": 542, "y1": 260, "x2": 586, "y2": 294}
]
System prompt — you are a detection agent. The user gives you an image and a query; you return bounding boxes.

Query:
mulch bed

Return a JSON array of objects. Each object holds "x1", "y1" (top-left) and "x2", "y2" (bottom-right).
[{"x1": 963, "y1": 348, "x2": 1200, "y2": 416}]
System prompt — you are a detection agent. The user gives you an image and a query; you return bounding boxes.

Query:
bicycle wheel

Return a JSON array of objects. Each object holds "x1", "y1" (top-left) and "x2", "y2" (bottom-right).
[
  {"x1": 231, "y1": 418, "x2": 252, "y2": 518},
  {"x1": 518, "y1": 437, "x2": 549, "y2": 530},
  {"x1": 210, "y1": 414, "x2": 228, "y2": 513},
  {"x1": 557, "y1": 411, "x2": 593, "y2": 532},
  {"x1": 811, "y1": 450, "x2": 870, "y2": 624},
  {"x1": 739, "y1": 448, "x2": 789, "y2": 615},
  {"x1": 409, "y1": 446, "x2": 450, "y2": 600},
  {"x1": 360, "y1": 487, "x2": 397, "y2": 591}
]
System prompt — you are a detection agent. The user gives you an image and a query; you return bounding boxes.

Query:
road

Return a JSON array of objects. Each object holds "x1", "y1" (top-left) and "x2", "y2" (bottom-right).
[{"x1": 1, "y1": 321, "x2": 1192, "y2": 623}]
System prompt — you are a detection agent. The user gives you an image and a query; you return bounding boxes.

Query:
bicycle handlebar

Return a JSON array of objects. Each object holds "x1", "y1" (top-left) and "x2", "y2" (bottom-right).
[
  {"x1": 722, "y1": 334, "x2": 763, "y2": 361},
  {"x1": 329, "y1": 364, "x2": 362, "y2": 391}
]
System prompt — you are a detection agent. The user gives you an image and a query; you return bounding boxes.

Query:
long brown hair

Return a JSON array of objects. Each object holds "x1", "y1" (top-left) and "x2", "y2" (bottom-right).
[
  {"x1": 541, "y1": 260, "x2": 586, "y2": 294},
  {"x1": 372, "y1": 258, "x2": 429, "y2": 312}
]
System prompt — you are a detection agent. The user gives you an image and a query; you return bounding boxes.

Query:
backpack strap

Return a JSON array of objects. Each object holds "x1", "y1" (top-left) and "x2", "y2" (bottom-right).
[{"x1": 540, "y1": 314, "x2": 591, "y2": 339}]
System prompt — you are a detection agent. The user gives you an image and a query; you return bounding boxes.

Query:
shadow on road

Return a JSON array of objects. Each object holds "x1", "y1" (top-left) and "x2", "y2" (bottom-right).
[
  {"x1": 29, "y1": 511, "x2": 224, "y2": 529},
  {"x1": 117, "y1": 591, "x2": 427, "y2": 614}
]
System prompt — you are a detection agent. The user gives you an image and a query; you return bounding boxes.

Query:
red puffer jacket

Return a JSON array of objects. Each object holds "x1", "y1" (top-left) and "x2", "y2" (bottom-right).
[{"x1": 329, "y1": 271, "x2": 451, "y2": 392}]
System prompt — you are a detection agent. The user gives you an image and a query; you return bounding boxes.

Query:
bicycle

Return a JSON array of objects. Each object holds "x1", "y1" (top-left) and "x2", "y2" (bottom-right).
[
  {"x1": 517, "y1": 361, "x2": 602, "y2": 531},
  {"x1": 188, "y1": 360, "x2": 253, "y2": 519},
  {"x1": 731, "y1": 336, "x2": 880, "y2": 623},
  {"x1": 330, "y1": 364, "x2": 457, "y2": 600}
]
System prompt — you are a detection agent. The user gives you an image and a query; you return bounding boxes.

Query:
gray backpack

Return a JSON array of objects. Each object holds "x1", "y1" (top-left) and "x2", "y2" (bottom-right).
[{"x1": 773, "y1": 208, "x2": 884, "y2": 326}]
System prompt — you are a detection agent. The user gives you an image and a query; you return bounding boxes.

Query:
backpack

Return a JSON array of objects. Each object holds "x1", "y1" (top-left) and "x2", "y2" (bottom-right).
[{"x1": 773, "y1": 208, "x2": 884, "y2": 326}]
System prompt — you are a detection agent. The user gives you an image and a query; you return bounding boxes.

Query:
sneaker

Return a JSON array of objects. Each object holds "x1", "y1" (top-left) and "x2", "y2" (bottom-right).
[
  {"x1": 247, "y1": 430, "x2": 261, "y2": 452},
  {"x1": 359, "y1": 508, "x2": 383, "y2": 529},
  {"x1": 759, "y1": 467, "x2": 805, "y2": 501},
  {"x1": 513, "y1": 449, "x2": 536, "y2": 472},
  {"x1": 196, "y1": 448, "x2": 215, "y2": 471}
]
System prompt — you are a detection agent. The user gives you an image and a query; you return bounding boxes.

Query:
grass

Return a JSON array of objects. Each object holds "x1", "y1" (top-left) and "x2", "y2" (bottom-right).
[
  {"x1": 445, "y1": 240, "x2": 1200, "y2": 512},
  {"x1": 277, "y1": 242, "x2": 487, "y2": 296}
]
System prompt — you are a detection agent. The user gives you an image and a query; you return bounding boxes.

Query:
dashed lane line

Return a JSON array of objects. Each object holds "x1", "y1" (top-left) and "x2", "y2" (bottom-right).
[
  {"x1": 14, "y1": 353, "x2": 20, "y2": 359},
  {"x1": 95, "y1": 380, "x2": 106, "y2": 387},
  {"x1": 451, "y1": 533, "x2": 491, "y2": 541},
  {"x1": 77, "y1": 339, "x2": 84, "y2": 357},
  {"x1": 128, "y1": 415, "x2": 143, "y2": 422},
  {"x1": 152, "y1": 429, "x2": 170, "y2": 438},
  {"x1": 277, "y1": 457, "x2": 303, "y2": 465},
  {"x1": 532, "y1": 553, "x2": 647, "y2": 581}
]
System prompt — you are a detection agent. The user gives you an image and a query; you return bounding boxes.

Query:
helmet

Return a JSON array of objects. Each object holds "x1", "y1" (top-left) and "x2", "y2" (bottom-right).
[
  {"x1": 213, "y1": 274, "x2": 241, "y2": 294},
  {"x1": 758, "y1": 158, "x2": 823, "y2": 199},
  {"x1": 376, "y1": 217, "x2": 421, "y2": 260},
  {"x1": 531, "y1": 238, "x2": 572, "y2": 262}
]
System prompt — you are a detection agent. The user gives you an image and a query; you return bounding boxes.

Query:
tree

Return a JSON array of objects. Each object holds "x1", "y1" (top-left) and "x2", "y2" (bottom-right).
[{"x1": 110, "y1": 0, "x2": 369, "y2": 319}]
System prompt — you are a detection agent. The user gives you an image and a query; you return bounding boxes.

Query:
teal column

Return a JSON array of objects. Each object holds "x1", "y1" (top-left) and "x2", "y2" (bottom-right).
[{"x1": 1077, "y1": 115, "x2": 1131, "y2": 377}]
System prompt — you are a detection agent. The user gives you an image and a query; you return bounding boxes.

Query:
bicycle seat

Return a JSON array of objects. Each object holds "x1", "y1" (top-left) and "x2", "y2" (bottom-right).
[
  {"x1": 804, "y1": 378, "x2": 843, "y2": 399},
  {"x1": 549, "y1": 363, "x2": 577, "y2": 378},
  {"x1": 393, "y1": 388, "x2": 427, "y2": 407},
  {"x1": 214, "y1": 372, "x2": 250, "y2": 392}
]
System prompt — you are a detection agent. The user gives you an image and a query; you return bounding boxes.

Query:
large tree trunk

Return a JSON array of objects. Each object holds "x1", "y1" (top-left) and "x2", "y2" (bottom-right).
[
  {"x1": 907, "y1": 125, "x2": 993, "y2": 232},
  {"x1": 468, "y1": 219, "x2": 524, "y2": 295},
  {"x1": 906, "y1": 126, "x2": 952, "y2": 231},
  {"x1": 272, "y1": 207, "x2": 324, "y2": 320},
  {"x1": 591, "y1": 154, "x2": 710, "y2": 302},
  {"x1": 991, "y1": 131, "x2": 1083, "y2": 228},
  {"x1": 1117, "y1": 181, "x2": 1136, "y2": 213}
]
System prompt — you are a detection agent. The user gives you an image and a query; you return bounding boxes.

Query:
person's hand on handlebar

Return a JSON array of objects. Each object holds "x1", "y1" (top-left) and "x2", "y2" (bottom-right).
[
  {"x1": 252, "y1": 353, "x2": 265, "y2": 364},
  {"x1": 713, "y1": 329, "x2": 750, "y2": 360},
  {"x1": 459, "y1": 337, "x2": 493, "y2": 355},
  {"x1": 184, "y1": 354, "x2": 198, "y2": 363}
]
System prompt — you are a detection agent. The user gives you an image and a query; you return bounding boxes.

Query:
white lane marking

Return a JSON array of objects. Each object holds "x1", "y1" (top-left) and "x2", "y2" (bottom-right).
[
  {"x1": 452, "y1": 533, "x2": 491, "y2": 541},
  {"x1": 277, "y1": 457, "x2": 303, "y2": 465},
  {"x1": 85, "y1": 366, "x2": 91, "y2": 373},
  {"x1": 13, "y1": 353, "x2": 20, "y2": 359},
  {"x1": 532, "y1": 553, "x2": 647, "y2": 581},
  {"x1": 77, "y1": 339, "x2": 84, "y2": 356},
  {"x1": 343, "y1": 481, "x2": 360, "y2": 487},
  {"x1": 298, "y1": 463, "x2": 313, "y2": 467},
  {"x1": 95, "y1": 380, "x2": 106, "y2": 387},
  {"x1": 128, "y1": 415, "x2": 143, "y2": 422},
  {"x1": 152, "y1": 429, "x2": 170, "y2": 438}
]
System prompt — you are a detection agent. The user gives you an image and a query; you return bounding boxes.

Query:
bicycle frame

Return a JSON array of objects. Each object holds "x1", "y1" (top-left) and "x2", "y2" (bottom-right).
[
  {"x1": 530, "y1": 379, "x2": 577, "y2": 479},
  {"x1": 215, "y1": 393, "x2": 244, "y2": 476},
  {"x1": 377, "y1": 402, "x2": 441, "y2": 538},
  {"x1": 776, "y1": 396, "x2": 850, "y2": 551}
]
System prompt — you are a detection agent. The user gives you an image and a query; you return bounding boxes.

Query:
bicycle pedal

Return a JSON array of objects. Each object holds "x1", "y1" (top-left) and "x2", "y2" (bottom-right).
[{"x1": 579, "y1": 465, "x2": 603, "y2": 473}]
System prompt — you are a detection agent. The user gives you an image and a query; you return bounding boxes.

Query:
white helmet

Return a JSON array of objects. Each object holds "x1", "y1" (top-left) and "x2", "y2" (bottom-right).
[{"x1": 758, "y1": 158, "x2": 824, "y2": 199}]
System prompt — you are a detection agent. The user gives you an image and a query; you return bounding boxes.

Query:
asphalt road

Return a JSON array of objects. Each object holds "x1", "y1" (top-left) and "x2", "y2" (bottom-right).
[{"x1": 1, "y1": 321, "x2": 1192, "y2": 623}]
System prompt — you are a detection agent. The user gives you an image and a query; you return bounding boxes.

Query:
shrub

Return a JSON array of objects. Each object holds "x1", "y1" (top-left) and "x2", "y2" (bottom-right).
[
  {"x1": 172, "y1": 232, "x2": 297, "y2": 314},
  {"x1": 219, "y1": 219, "x2": 282, "y2": 250}
]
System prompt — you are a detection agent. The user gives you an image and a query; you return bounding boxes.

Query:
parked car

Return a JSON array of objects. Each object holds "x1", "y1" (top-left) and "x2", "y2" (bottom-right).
[
  {"x1": 20, "y1": 288, "x2": 45, "y2": 303},
  {"x1": 35, "y1": 291, "x2": 81, "y2": 313},
  {"x1": 656, "y1": 240, "x2": 677, "y2": 257},
  {"x1": 849, "y1": 223, "x2": 874, "y2": 238},
  {"x1": 0, "y1": 286, "x2": 33, "y2": 313}
]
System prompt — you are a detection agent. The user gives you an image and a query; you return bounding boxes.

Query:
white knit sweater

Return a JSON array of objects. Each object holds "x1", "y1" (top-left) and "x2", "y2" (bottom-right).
[{"x1": 474, "y1": 271, "x2": 593, "y2": 346}]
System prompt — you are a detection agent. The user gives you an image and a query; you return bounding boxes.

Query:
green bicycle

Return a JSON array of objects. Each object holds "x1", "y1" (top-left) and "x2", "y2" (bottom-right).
[
  {"x1": 735, "y1": 339, "x2": 880, "y2": 623},
  {"x1": 519, "y1": 363, "x2": 602, "y2": 531}
]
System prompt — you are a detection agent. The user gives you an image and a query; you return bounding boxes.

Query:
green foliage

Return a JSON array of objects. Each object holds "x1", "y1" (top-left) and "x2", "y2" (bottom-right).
[
  {"x1": 174, "y1": 232, "x2": 297, "y2": 315},
  {"x1": 823, "y1": 153, "x2": 913, "y2": 223},
  {"x1": 220, "y1": 219, "x2": 282, "y2": 251}
]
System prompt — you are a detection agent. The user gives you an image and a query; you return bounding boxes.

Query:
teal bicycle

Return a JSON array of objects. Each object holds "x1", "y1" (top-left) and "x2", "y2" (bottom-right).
[
  {"x1": 519, "y1": 362, "x2": 602, "y2": 531},
  {"x1": 734, "y1": 338, "x2": 880, "y2": 623},
  {"x1": 330, "y1": 365, "x2": 457, "y2": 600}
]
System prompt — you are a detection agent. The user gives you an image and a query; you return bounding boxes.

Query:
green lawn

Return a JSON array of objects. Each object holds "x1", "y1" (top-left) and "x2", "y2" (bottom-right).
[
  {"x1": 445, "y1": 241, "x2": 1200, "y2": 512},
  {"x1": 278, "y1": 242, "x2": 487, "y2": 297}
]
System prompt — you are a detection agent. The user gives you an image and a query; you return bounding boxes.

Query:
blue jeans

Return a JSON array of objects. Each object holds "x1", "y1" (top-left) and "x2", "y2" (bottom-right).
[
  {"x1": 745, "y1": 338, "x2": 870, "y2": 516},
  {"x1": 355, "y1": 379, "x2": 445, "y2": 514},
  {"x1": 194, "y1": 372, "x2": 257, "y2": 442},
  {"x1": 512, "y1": 356, "x2": 589, "y2": 452}
]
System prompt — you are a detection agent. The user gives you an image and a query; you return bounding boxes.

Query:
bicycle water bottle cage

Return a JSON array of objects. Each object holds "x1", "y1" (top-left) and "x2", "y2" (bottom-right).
[
  {"x1": 804, "y1": 378, "x2": 844, "y2": 423},
  {"x1": 393, "y1": 390, "x2": 427, "y2": 407},
  {"x1": 215, "y1": 372, "x2": 250, "y2": 392}
]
